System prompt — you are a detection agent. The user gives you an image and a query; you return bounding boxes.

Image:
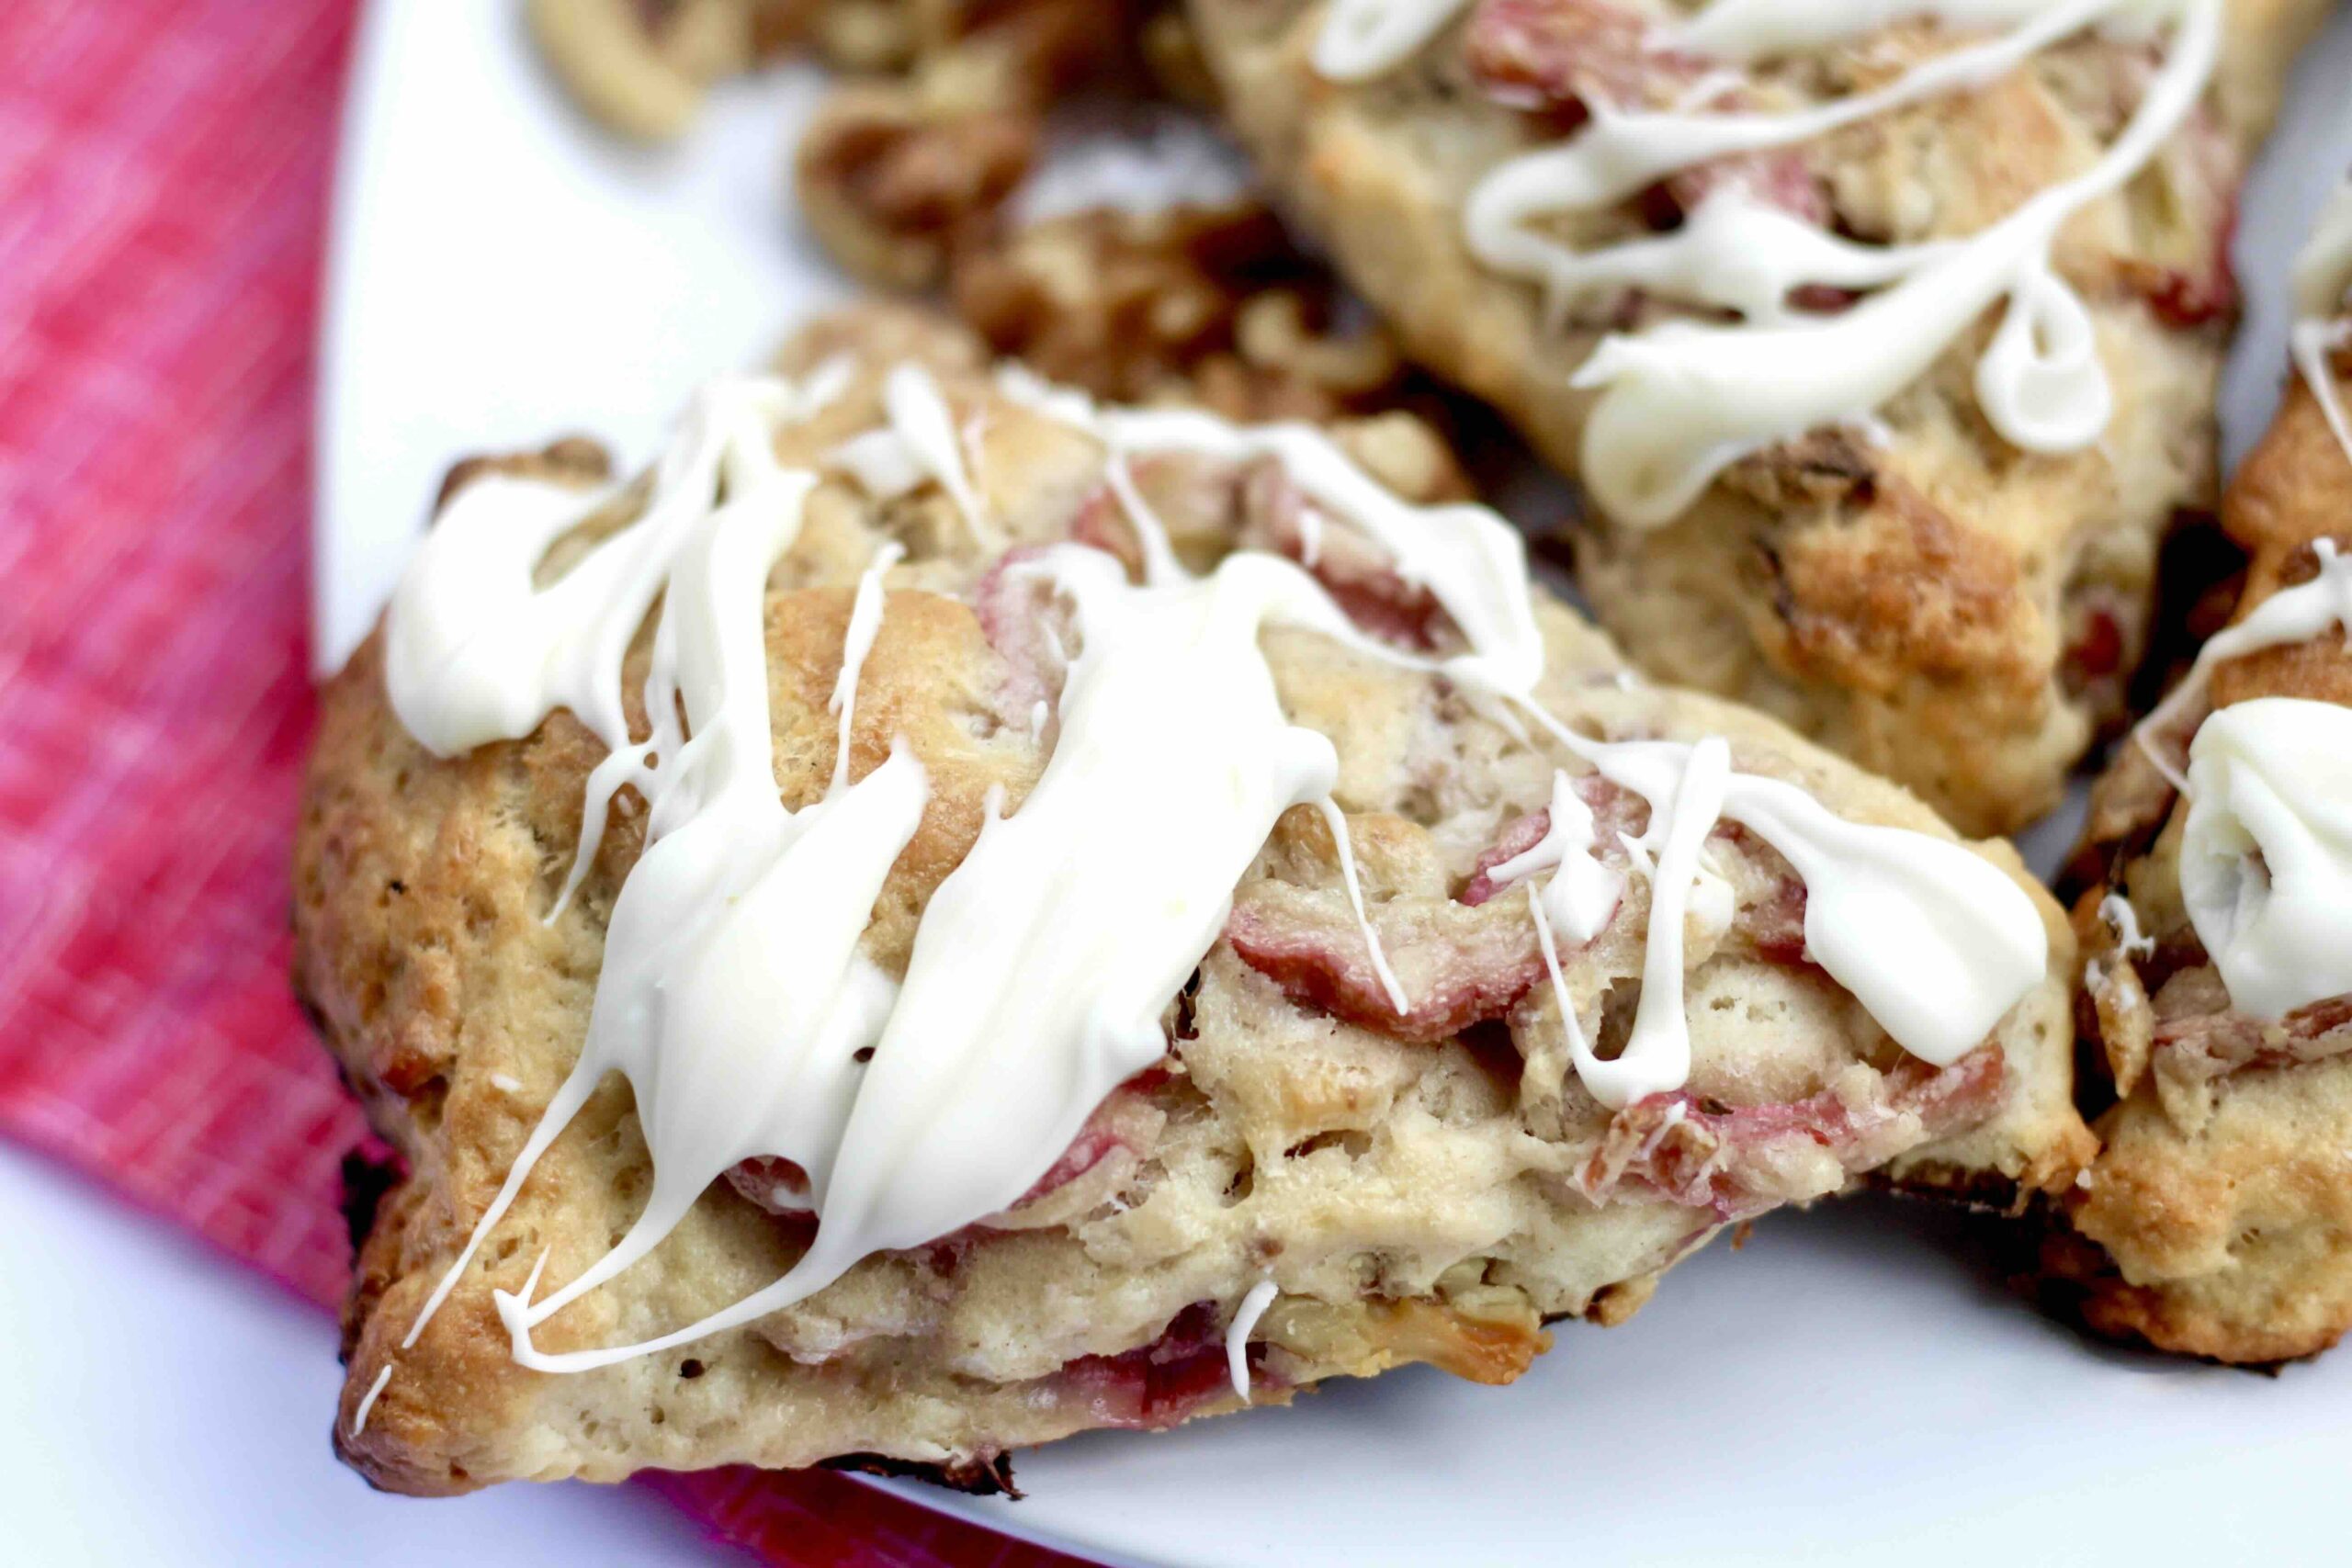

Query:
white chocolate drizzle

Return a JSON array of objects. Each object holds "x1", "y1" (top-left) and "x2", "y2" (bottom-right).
[
  {"x1": 1485, "y1": 770, "x2": 1626, "y2": 944},
  {"x1": 1513, "y1": 721, "x2": 2045, "y2": 1107},
  {"x1": 2179, "y1": 699, "x2": 2352, "y2": 1021},
  {"x1": 2133, "y1": 539, "x2": 2352, "y2": 791},
  {"x1": 1318, "y1": 795, "x2": 1414, "y2": 1014},
  {"x1": 1313, "y1": 0, "x2": 1473, "y2": 80},
  {"x1": 831, "y1": 542, "x2": 906, "y2": 793},
  {"x1": 2116, "y1": 514, "x2": 2352, "y2": 1021},
  {"x1": 374, "y1": 359, "x2": 2047, "y2": 1380},
  {"x1": 350, "y1": 1365, "x2": 391, "y2": 1438},
  {"x1": 2289, "y1": 177, "x2": 2352, "y2": 472},
  {"x1": 1227, "y1": 1278, "x2": 1280, "y2": 1401},
  {"x1": 882, "y1": 364, "x2": 994, "y2": 547},
  {"x1": 1313, "y1": 0, "x2": 2222, "y2": 525},
  {"x1": 501, "y1": 550, "x2": 1366, "y2": 1373},
  {"x1": 1665, "y1": 0, "x2": 2059, "y2": 62},
  {"x1": 1296, "y1": 506, "x2": 1327, "y2": 570},
  {"x1": 2100, "y1": 892, "x2": 2153, "y2": 961}
]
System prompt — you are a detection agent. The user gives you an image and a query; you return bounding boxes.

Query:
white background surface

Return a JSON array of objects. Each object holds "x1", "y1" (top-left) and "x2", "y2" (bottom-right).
[
  {"x1": 6, "y1": 2, "x2": 2352, "y2": 1564},
  {"x1": 0, "y1": 1144, "x2": 737, "y2": 1566}
]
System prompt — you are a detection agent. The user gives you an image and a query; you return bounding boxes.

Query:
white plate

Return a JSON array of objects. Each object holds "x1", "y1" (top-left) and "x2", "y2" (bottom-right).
[{"x1": 318, "y1": 7, "x2": 2352, "y2": 1565}]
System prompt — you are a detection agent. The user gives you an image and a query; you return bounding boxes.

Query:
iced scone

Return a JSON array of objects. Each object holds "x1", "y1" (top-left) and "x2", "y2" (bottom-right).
[
  {"x1": 302, "y1": 308, "x2": 2087, "y2": 1495},
  {"x1": 1184, "y1": 0, "x2": 2332, "y2": 832},
  {"x1": 2044, "y1": 181, "x2": 2352, "y2": 1363}
]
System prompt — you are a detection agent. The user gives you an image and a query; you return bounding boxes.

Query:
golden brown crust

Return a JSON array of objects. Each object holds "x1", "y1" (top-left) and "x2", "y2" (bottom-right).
[
  {"x1": 2046, "y1": 331, "x2": 2352, "y2": 1364},
  {"x1": 1182, "y1": 0, "x2": 2334, "y2": 833},
  {"x1": 306, "y1": 309, "x2": 2084, "y2": 1494},
  {"x1": 2045, "y1": 1058, "x2": 2352, "y2": 1364}
]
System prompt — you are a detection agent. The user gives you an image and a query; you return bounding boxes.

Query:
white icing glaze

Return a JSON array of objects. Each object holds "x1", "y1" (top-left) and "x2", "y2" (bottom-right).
[
  {"x1": 1227, "y1": 1278, "x2": 1280, "y2": 1401},
  {"x1": 1317, "y1": 0, "x2": 2217, "y2": 525},
  {"x1": 449, "y1": 486, "x2": 933, "y2": 1358},
  {"x1": 350, "y1": 1364, "x2": 392, "y2": 1438},
  {"x1": 1296, "y1": 505, "x2": 1327, "y2": 570},
  {"x1": 1668, "y1": 0, "x2": 2058, "y2": 62},
  {"x1": 1303, "y1": 0, "x2": 2062, "y2": 80},
  {"x1": 1478, "y1": 3, "x2": 2106, "y2": 223},
  {"x1": 379, "y1": 359, "x2": 2048, "y2": 1377},
  {"x1": 827, "y1": 426, "x2": 925, "y2": 501},
  {"x1": 2109, "y1": 187, "x2": 2352, "y2": 1018},
  {"x1": 2100, "y1": 892, "x2": 2153, "y2": 960},
  {"x1": 2180, "y1": 539, "x2": 2352, "y2": 671},
  {"x1": 2124, "y1": 544, "x2": 2352, "y2": 1021},
  {"x1": 1099, "y1": 408, "x2": 1550, "y2": 698},
  {"x1": 1514, "y1": 189, "x2": 1949, "y2": 334},
  {"x1": 1609, "y1": 737, "x2": 1731, "y2": 1102},
  {"x1": 385, "y1": 375, "x2": 916, "y2": 1352},
  {"x1": 1313, "y1": 0, "x2": 1472, "y2": 81},
  {"x1": 2289, "y1": 178, "x2": 2352, "y2": 472},
  {"x1": 999, "y1": 370, "x2": 1551, "y2": 695},
  {"x1": 883, "y1": 365, "x2": 994, "y2": 547},
  {"x1": 1568, "y1": 0, "x2": 2214, "y2": 524},
  {"x1": 1318, "y1": 796, "x2": 1413, "y2": 1014},
  {"x1": 2179, "y1": 699, "x2": 2352, "y2": 1020},
  {"x1": 1618, "y1": 832, "x2": 1735, "y2": 943},
  {"x1": 1691, "y1": 758, "x2": 2046, "y2": 1065},
  {"x1": 1485, "y1": 770, "x2": 1625, "y2": 943},
  {"x1": 1528, "y1": 882, "x2": 1606, "y2": 1096},
  {"x1": 2135, "y1": 539, "x2": 2352, "y2": 789},
  {"x1": 1513, "y1": 716, "x2": 2047, "y2": 1105},
  {"x1": 831, "y1": 542, "x2": 906, "y2": 793},
  {"x1": 497, "y1": 547, "x2": 1363, "y2": 1371}
]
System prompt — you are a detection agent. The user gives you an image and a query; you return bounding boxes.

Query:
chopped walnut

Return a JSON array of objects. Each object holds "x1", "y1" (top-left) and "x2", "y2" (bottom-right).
[
  {"x1": 797, "y1": 81, "x2": 1040, "y2": 290},
  {"x1": 954, "y1": 202, "x2": 1413, "y2": 418}
]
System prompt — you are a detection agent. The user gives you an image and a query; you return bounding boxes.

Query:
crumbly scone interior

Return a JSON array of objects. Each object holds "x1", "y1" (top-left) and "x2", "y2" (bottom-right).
[
  {"x1": 1182, "y1": 0, "x2": 2335, "y2": 833},
  {"x1": 2047, "y1": 239, "x2": 2352, "y2": 1364},
  {"x1": 303, "y1": 307, "x2": 2082, "y2": 1495}
]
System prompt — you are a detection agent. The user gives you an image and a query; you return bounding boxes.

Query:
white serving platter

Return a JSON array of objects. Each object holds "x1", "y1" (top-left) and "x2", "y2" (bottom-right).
[{"x1": 318, "y1": 6, "x2": 2352, "y2": 1564}]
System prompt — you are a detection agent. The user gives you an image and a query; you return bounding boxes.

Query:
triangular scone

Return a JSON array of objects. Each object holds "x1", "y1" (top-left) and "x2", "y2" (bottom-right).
[
  {"x1": 2044, "y1": 190, "x2": 2352, "y2": 1363},
  {"x1": 1183, "y1": 0, "x2": 2330, "y2": 835},
  {"x1": 305, "y1": 308, "x2": 2086, "y2": 1496}
]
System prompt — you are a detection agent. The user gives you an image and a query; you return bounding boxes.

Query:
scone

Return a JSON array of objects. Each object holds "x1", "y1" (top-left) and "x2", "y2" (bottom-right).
[
  {"x1": 1184, "y1": 0, "x2": 2332, "y2": 833},
  {"x1": 305, "y1": 307, "x2": 2087, "y2": 1495},
  {"x1": 2041, "y1": 182, "x2": 2352, "y2": 1364}
]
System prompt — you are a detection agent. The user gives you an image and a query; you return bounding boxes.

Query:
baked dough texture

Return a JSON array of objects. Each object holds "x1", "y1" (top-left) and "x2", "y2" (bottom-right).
[
  {"x1": 304, "y1": 308, "x2": 2086, "y2": 1495},
  {"x1": 1183, "y1": 0, "x2": 2331, "y2": 834},
  {"x1": 2044, "y1": 324, "x2": 2352, "y2": 1365}
]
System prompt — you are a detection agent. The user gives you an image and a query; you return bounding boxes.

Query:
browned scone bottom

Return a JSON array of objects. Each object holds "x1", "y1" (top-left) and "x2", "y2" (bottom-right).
[
  {"x1": 1182, "y1": 0, "x2": 2334, "y2": 835},
  {"x1": 304, "y1": 307, "x2": 2085, "y2": 1495},
  {"x1": 2046, "y1": 349, "x2": 2352, "y2": 1365}
]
